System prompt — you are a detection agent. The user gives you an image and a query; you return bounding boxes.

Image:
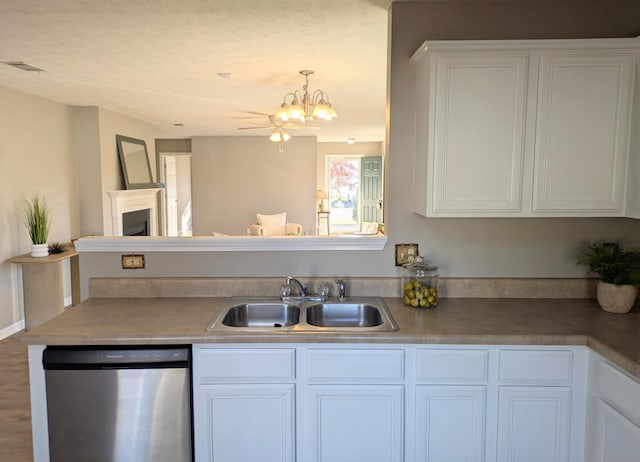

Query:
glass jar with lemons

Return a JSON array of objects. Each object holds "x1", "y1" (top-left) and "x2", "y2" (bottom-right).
[{"x1": 401, "y1": 256, "x2": 439, "y2": 308}]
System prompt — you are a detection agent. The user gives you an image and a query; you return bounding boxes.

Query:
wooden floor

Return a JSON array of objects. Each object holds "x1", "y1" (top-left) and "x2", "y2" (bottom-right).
[{"x1": 0, "y1": 332, "x2": 34, "y2": 462}]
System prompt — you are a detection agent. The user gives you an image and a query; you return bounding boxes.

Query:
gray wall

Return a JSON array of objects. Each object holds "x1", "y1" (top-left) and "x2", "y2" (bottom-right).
[
  {"x1": 73, "y1": 107, "x2": 158, "y2": 235},
  {"x1": 0, "y1": 86, "x2": 78, "y2": 332},
  {"x1": 384, "y1": 0, "x2": 640, "y2": 278},
  {"x1": 191, "y1": 136, "x2": 317, "y2": 236},
  {"x1": 44, "y1": 1, "x2": 640, "y2": 300},
  {"x1": 81, "y1": 1, "x2": 640, "y2": 282},
  {"x1": 0, "y1": 91, "x2": 160, "y2": 333},
  {"x1": 156, "y1": 138, "x2": 192, "y2": 155},
  {"x1": 96, "y1": 108, "x2": 157, "y2": 235}
]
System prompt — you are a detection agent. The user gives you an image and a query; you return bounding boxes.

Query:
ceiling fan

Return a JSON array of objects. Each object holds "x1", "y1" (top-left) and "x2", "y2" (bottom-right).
[
  {"x1": 237, "y1": 114, "x2": 318, "y2": 151},
  {"x1": 237, "y1": 114, "x2": 319, "y2": 131}
]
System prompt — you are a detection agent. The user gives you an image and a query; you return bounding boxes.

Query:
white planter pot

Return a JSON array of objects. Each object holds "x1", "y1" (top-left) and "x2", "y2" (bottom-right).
[
  {"x1": 30, "y1": 243, "x2": 49, "y2": 258},
  {"x1": 596, "y1": 280, "x2": 639, "y2": 314}
]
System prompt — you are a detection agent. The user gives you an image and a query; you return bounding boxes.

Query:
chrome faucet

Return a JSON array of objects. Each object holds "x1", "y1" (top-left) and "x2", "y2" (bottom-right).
[
  {"x1": 285, "y1": 276, "x2": 307, "y2": 297},
  {"x1": 335, "y1": 279, "x2": 346, "y2": 302}
]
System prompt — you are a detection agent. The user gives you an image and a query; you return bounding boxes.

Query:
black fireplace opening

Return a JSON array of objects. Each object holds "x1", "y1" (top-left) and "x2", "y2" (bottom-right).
[{"x1": 122, "y1": 209, "x2": 151, "y2": 236}]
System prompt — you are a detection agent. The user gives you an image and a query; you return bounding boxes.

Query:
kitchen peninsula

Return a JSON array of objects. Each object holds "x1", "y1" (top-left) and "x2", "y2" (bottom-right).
[{"x1": 22, "y1": 295, "x2": 640, "y2": 462}]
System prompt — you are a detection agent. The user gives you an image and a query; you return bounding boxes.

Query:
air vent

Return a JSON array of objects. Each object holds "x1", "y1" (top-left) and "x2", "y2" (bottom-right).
[{"x1": 2, "y1": 61, "x2": 46, "y2": 72}]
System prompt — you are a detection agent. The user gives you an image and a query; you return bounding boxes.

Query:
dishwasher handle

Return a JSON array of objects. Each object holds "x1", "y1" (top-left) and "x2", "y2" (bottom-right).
[{"x1": 43, "y1": 346, "x2": 190, "y2": 370}]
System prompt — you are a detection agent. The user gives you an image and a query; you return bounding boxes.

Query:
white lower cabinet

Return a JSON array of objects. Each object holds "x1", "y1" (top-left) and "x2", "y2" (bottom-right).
[
  {"x1": 414, "y1": 385, "x2": 486, "y2": 462},
  {"x1": 592, "y1": 400, "x2": 640, "y2": 462},
  {"x1": 193, "y1": 345, "x2": 588, "y2": 462},
  {"x1": 194, "y1": 384, "x2": 295, "y2": 462},
  {"x1": 193, "y1": 347, "x2": 297, "y2": 462},
  {"x1": 496, "y1": 386, "x2": 571, "y2": 462},
  {"x1": 586, "y1": 354, "x2": 640, "y2": 462},
  {"x1": 304, "y1": 385, "x2": 404, "y2": 462}
]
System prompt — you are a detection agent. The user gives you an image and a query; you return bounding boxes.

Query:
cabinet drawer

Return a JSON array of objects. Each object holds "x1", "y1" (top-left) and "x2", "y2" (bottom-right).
[
  {"x1": 499, "y1": 349, "x2": 573, "y2": 384},
  {"x1": 416, "y1": 348, "x2": 488, "y2": 382},
  {"x1": 306, "y1": 349, "x2": 405, "y2": 382},
  {"x1": 595, "y1": 359, "x2": 640, "y2": 425},
  {"x1": 196, "y1": 348, "x2": 295, "y2": 382}
]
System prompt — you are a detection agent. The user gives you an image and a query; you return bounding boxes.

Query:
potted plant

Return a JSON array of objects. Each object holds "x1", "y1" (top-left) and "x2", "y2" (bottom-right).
[
  {"x1": 577, "y1": 242, "x2": 640, "y2": 313},
  {"x1": 24, "y1": 194, "x2": 51, "y2": 258}
]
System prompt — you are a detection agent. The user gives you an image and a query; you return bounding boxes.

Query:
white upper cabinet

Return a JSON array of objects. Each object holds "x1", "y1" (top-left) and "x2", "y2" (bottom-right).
[
  {"x1": 431, "y1": 53, "x2": 528, "y2": 213},
  {"x1": 533, "y1": 53, "x2": 634, "y2": 214},
  {"x1": 411, "y1": 39, "x2": 639, "y2": 217}
]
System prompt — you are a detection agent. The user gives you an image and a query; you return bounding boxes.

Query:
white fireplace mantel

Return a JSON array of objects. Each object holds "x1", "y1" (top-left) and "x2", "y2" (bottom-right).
[{"x1": 108, "y1": 188, "x2": 162, "y2": 236}]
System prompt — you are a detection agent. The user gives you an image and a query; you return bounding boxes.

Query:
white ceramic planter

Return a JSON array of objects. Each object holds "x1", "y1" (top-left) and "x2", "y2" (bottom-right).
[
  {"x1": 596, "y1": 280, "x2": 638, "y2": 314},
  {"x1": 30, "y1": 243, "x2": 49, "y2": 258}
]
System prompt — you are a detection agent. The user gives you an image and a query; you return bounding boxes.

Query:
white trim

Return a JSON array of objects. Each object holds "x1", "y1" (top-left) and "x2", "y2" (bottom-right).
[
  {"x1": 411, "y1": 38, "x2": 640, "y2": 63},
  {"x1": 75, "y1": 234, "x2": 388, "y2": 252},
  {"x1": 108, "y1": 188, "x2": 162, "y2": 236},
  {"x1": 0, "y1": 319, "x2": 25, "y2": 340}
]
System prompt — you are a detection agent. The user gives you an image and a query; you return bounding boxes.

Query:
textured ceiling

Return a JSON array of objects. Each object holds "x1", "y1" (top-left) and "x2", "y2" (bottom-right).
[{"x1": 0, "y1": 0, "x2": 389, "y2": 142}]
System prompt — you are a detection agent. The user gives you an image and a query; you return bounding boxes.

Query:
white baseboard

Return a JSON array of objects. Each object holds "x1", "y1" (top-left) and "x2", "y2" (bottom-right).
[
  {"x1": 0, "y1": 319, "x2": 25, "y2": 340},
  {"x1": 64, "y1": 295, "x2": 72, "y2": 307}
]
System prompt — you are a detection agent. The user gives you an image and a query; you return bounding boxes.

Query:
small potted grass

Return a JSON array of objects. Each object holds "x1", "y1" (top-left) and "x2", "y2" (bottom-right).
[{"x1": 24, "y1": 194, "x2": 51, "y2": 257}]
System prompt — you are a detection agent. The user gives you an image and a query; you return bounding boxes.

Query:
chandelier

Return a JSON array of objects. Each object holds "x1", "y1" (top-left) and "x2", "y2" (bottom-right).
[{"x1": 275, "y1": 70, "x2": 337, "y2": 123}]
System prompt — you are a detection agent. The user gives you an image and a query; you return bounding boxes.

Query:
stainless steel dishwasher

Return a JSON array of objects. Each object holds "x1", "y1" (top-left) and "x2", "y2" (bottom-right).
[{"x1": 43, "y1": 345, "x2": 192, "y2": 462}]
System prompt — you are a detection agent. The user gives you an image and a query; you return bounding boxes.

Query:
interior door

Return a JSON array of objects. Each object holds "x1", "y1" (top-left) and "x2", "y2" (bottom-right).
[
  {"x1": 360, "y1": 156, "x2": 383, "y2": 223},
  {"x1": 163, "y1": 156, "x2": 178, "y2": 236}
]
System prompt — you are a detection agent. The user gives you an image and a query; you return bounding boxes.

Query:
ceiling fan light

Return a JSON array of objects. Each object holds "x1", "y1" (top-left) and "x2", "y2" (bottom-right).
[
  {"x1": 269, "y1": 130, "x2": 282, "y2": 142},
  {"x1": 282, "y1": 130, "x2": 291, "y2": 141}
]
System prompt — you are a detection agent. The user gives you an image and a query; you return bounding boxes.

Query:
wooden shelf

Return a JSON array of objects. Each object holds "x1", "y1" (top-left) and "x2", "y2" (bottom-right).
[
  {"x1": 10, "y1": 244, "x2": 79, "y2": 331},
  {"x1": 10, "y1": 246, "x2": 78, "y2": 264}
]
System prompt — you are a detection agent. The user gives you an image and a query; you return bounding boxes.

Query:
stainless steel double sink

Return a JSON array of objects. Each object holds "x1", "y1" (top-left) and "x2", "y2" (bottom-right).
[{"x1": 206, "y1": 297, "x2": 399, "y2": 333}]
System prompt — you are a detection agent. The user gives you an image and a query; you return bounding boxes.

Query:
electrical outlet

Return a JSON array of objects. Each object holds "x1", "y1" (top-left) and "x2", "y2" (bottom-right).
[{"x1": 122, "y1": 254, "x2": 145, "y2": 269}]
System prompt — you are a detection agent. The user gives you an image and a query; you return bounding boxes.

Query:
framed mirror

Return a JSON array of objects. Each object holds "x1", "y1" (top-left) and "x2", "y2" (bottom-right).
[{"x1": 116, "y1": 134, "x2": 155, "y2": 189}]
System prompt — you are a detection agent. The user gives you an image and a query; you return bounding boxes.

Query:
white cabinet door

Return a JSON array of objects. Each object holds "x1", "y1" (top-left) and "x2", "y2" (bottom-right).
[
  {"x1": 414, "y1": 385, "x2": 486, "y2": 462},
  {"x1": 412, "y1": 39, "x2": 638, "y2": 218},
  {"x1": 194, "y1": 384, "x2": 295, "y2": 462},
  {"x1": 304, "y1": 385, "x2": 404, "y2": 462},
  {"x1": 497, "y1": 386, "x2": 571, "y2": 462},
  {"x1": 427, "y1": 53, "x2": 529, "y2": 215},
  {"x1": 533, "y1": 53, "x2": 634, "y2": 215},
  {"x1": 591, "y1": 399, "x2": 640, "y2": 462}
]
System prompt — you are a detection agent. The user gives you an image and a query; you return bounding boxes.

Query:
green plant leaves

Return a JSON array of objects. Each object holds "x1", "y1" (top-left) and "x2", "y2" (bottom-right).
[
  {"x1": 577, "y1": 242, "x2": 640, "y2": 285},
  {"x1": 24, "y1": 194, "x2": 51, "y2": 245}
]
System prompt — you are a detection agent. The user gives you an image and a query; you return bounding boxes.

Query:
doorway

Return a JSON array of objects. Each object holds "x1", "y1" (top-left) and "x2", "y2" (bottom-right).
[
  {"x1": 159, "y1": 153, "x2": 193, "y2": 236},
  {"x1": 325, "y1": 155, "x2": 383, "y2": 234}
]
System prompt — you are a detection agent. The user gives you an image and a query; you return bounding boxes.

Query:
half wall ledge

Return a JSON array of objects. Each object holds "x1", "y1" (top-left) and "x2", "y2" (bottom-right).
[{"x1": 74, "y1": 235, "x2": 388, "y2": 252}]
